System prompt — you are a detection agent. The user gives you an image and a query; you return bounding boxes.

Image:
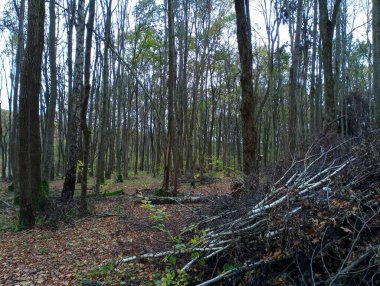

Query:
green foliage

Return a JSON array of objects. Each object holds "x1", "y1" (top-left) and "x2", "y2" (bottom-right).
[
  {"x1": 0, "y1": 214, "x2": 17, "y2": 233},
  {"x1": 77, "y1": 260, "x2": 124, "y2": 285},
  {"x1": 223, "y1": 262, "x2": 236, "y2": 272},
  {"x1": 102, "y1": 189, "x2": 124, "y2": 197},
  {"x1": 77, "y1": 160, "x2": 84, "y2": 180},
  {"x1": 144, "y1": 267, "x2": 190, "y2": 286},
  {"x1": 142, "y1": 201, "x2": 210, "y2": 284},
  {"x1": 141, "y1": 197, "x2": 167, "y2": 221},
  {"x1": 116, "y1": 173, "x2": 123, "y2": 183},
  {"x1": 87, "y1": 189, "x2": 124, "y2": 198}
]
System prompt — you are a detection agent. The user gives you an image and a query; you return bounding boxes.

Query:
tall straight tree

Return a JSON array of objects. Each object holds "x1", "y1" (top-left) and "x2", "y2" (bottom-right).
[
  {"x1": 318, "y1": 0, "x2": 342, "y2": 126},
  {"x1": 374, "y1": 0, "x2": 380, "y2": 128},
  {"x1": 43, "y1": 0, "x2": 59, "y2": 183},
  {"x1": 62, "y1": 0, "x2": 86, "y2": 201},
  {"x1": 95, "y1": 0, "x2": 113, "y2": 194},
  {"x1": 80, "y1": 0, "x2": 96, "y2": 212},
  {"x1": 288, "y1": 0, "x2": 303, "y2": 156},
  {"x1": 18, "y1": 0, "x2": 45, "y2": 228},
  {"x1": 162, "y1": 0, "x2": 176, "y2": 194},
  {"x1": 234, "y1": 0, "x2": 258, "y2": 189},
  {"x1": 11, "y1": 0, "x2": 25, "y2": 203}
]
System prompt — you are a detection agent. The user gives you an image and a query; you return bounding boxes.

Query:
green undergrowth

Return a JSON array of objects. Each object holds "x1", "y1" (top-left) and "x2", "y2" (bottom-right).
[
  {"x1": 76, "y1": 260, "x2": 126, "y2": 286},
  {"x1": 87, "y1": 189, "x2": 124, "y2": 198},
  {"x1": 0, "y1": 213, "x2": 17, "y2": 233}
]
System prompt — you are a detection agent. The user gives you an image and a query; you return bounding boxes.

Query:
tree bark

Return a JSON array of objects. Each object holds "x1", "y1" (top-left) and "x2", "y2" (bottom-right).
[
  {"x1": 234, "y1": 0, "x2": 258, "y2": 190},
  {"x1": 162, "y1": 0, "x2": 177, "y2": 194},
  {"x1": 288, "y1": 0, "x2": 303, "y2": 157},
  {"x1": 318, "y1": 0, "x2": 342, "y2": 126},
  {"x1": 95, "y1": 0, "x2": 113, "y2": 193},
  {"x1": 19, "y1": 0, "x2": 45, "y2": 228},
  {"x1": 43, "y1": 0, "x2": 59, "y2": 183},
  {"x1": 62, "y1": 0, "x2": 86, "y2": 201},
  {"x1": 373, "y1": 0, "x2": 380, "y2": 127},
  {"x1": 11, "y1": 0, "x2": 25, "y2": 204},
  {"x1": 80, "y1": 0, "x2": 96, "y2": 212}
]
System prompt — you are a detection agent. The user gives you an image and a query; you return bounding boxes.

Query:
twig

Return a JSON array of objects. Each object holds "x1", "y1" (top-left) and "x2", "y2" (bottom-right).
[{"x1": 0, "y1": 199, "x2": 15, "y2": 210}]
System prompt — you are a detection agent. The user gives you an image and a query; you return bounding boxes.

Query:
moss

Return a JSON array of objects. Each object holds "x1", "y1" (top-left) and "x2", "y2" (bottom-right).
[
  {"x1": 155, "y1": 188, "x2": 171, "y2": 197},
  {"x1": 87, "y1": 189, "x2": 124, "y2": 198},
  {"x1": 7, "y1": 183, "x2": 14, "y2": 193},
  {"x1": 32, "y1": 180, "x2": 49, "y2": 210},
  {"x1": 103, "y1": 189, "x2": 124, "y2": 197}
]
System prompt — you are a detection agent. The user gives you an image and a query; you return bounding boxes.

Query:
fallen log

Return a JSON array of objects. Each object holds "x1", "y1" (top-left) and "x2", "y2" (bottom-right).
[{"x1": 141, "y1": 196, "x2": 208, "y2": 205}]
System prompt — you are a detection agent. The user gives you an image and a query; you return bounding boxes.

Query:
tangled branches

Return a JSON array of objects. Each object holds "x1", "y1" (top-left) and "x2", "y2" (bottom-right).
[{"x1": 124, "y1": 133, "x2": 380, "y2": 285}]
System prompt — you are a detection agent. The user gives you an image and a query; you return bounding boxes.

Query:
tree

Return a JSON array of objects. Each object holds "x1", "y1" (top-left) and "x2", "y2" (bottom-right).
[
  {"x1": 374, "y1": 0, "x2": 380, "y2": 127},
  {"x1": 162, "y1": 0, "x2": 176, "y2": 194},
  {"x1": 18, "y1": 0, "x2": 45, "y2": 228},
  {"x1": 95, "y1": 0, "x2": 113, "y2": 193},
  {"x1": 11, "y1": 0, "x2": 25, "y2": 203},
  {"x1": 288, "y1": 0, "x2": 303, "y2": 156},
  {"x1": 318, "y1": 0, "x2": 342, "y2": 126},
  {"x1": 62, "y1": 0, "x2": 86, "y2": 201},
  {"x1": 43, "y1": 0, "x2": 59, "y2": 183},
  {"x1": 234, "y1": 0, "x2": 258, "y2": 189},
  {"x1": 80, "y1": 0, "x2": 96, "y2": 212}
]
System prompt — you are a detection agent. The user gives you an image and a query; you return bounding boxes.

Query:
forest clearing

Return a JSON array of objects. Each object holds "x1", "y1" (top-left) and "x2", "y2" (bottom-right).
[{"x1": 0, "y1": 0, "x2": 380, "y2": 284}]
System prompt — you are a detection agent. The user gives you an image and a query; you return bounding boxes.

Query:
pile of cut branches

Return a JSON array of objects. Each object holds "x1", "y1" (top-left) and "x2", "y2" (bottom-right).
[{"x1": 124, "y1": 133, "x2": 380, "y2": 285}]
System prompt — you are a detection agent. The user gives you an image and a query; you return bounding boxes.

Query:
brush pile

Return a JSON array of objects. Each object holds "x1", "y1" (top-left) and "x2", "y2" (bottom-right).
[{"x1": 124, "y1": 133, "x2": 380, "y2": 285}]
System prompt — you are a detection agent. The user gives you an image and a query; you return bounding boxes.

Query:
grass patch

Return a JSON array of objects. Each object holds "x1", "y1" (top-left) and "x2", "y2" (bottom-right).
[
  {"x1": 103, "y1": 189, "x2": 124, "y2": 197},
  {"x1": 87, "y1": 189, "x2": 124, "y2": 198}
]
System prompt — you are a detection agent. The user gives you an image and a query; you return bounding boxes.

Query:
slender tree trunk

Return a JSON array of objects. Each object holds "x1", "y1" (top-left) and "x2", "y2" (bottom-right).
[
  {"x1": 80, "y1": 0, "x2": 96, "y2": 212},
  {"x1": 62, "y1": 0, "x2": 86, "y2": 201},
  {"x1": 318, "y1": 0, "x2": 342, "y2": 126},
  {"x1": 310, "y1": 0, "x2": 318, "y2": 133},
  {"x1": 288, "y1": 0, "x2": 303, "y2": 157},
  {"x1": 96, "y1": 0, "x2": 113, "y2": 193},
  {"x1": 11, "y1": 0, "x2": 25, "y2": 204},
  {"x1": 65, "y1": 0, "x2": 76, "y2": 153},
  {"x1": 373, "y1": 0, "x2": 380, "y2": 127},
  {"x1": 43, "y1": 0, "x2": 58, "y2": 183},
  {"x1": 162, "y1": 0, "x2": 177, "y2": 194}
]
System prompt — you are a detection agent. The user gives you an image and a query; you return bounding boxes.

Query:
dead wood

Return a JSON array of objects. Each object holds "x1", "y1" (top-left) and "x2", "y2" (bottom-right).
[
  {"x1": 123, "y1": 132, "x2": 380, "y2": 285},
  {"x1": 140, "y1": 196, "x2": 209, "y2": 205}
]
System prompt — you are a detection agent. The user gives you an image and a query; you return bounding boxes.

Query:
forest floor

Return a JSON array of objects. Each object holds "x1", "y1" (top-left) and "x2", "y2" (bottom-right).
[{"x1": 0, "y1": 174, "x2": 232, "y2": 286}]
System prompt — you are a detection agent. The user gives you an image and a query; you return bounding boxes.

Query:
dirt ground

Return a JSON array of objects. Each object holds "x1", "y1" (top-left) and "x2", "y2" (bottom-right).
[{"x1": 0, "y1": 176, "x2": 232, "y2": 285}]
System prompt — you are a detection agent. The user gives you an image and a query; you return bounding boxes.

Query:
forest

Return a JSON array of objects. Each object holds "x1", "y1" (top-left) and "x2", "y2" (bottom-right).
[{"x1": 0, "y1": 0, "x2": 379, "y2": 285}]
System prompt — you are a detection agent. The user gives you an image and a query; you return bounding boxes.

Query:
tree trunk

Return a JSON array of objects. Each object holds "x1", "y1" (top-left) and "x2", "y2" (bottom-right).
[
  {"x1": 11, "y1": 0, "x2": 25, "y2": 204},
  {"x1": 95, "y1": 0, "x2": 113, "y2": 193},
  {"x1": 62, "y1": 0, "x2": 86, "y2": 201},
  {"x1": 162, "y1": 0, "x2": 177, "y2": 194},
  {"x1": 43, "y1": 0, "x2": 58, "y2": 183},
  {"x1": 65, "y1": 0, "x2": 76, "y2": 153},
  {"x1": 19, "y1": 0, "x2": 45, "y2": 228},
  {"x1": 288, "y1": 0, "x2": 303, "y2": 157},
  {"x1": 80, "y1": 0, "x2": 96, "y2": 212},
  {"x1": 318, "y1": 0, "x2": 342, "y2": 127},
  {"x1": 234, "y1": 0, "x2": 258, "y2": 190},
  {"x1": 373, "y1": 0, "x2": 380, "y2": 127}
]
